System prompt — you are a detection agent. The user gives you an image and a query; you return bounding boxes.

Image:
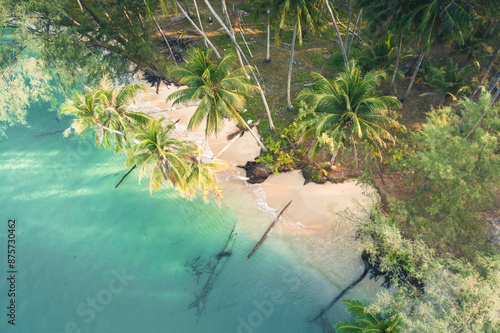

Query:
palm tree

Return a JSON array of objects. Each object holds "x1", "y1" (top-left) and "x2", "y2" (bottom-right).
[
  {"x1": 62, "y1": 76, "x2": 150, "y2": 152},
  {"x1": 400, "y1": 0, "x2": 473, "y2": 101},
  {"x1": 167, "y1": 48, "x2": 267, "y2": 150},
  {"x1": 270, "y1": 0, "x2": 322, "y2": 109},
  {"x1": 334, "y1": 299, "x2": 401, "y2": 332},
  {"x1": 93, "y1": 76, "x2": 150, "y2": 152},
  {"x1": 357, "y1": 0, "x2": 419, "y2": 95},
  {"x1": 127, "y1": 117, "x2": 231, "y2": 204},
  {"x1": 296, "y1": 61, "x2": 402, "y2": 169},
  {"x1": 202, "y1": 0, "x2": 275, "y2": 130},
  {"x1": 126, "y1": 117, "x2": 197, "y2": 194},
  {"x1": 180, "y1": 159, "x2": 231, "y2": 207}
]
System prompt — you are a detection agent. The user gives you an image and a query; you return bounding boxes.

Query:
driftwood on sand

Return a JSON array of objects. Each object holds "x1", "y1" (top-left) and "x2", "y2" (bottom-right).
[{"x1": 245, "y1": 200, "x2": 292, "y2": 261}]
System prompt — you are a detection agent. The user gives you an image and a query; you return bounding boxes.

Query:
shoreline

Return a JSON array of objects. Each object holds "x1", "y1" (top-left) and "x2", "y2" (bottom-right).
[{"x1": 139, "y1": 78, "x2": 383, "y2": 300}]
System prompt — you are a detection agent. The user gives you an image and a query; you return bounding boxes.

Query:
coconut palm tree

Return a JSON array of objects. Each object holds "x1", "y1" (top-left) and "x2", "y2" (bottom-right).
[
  {"x1": 61, "y1": 76, "x2": 150, "y2": 152},
  {"x1": 296, "y1": 61, "x2": 402, "y2": 169},
  {"x1": 270, "y1": 0, "x2": 322, "y2": 109},
  {"x1": 95, "y1": 76, "x2": 151, "y2": 151},
  {"x1": 126, "y1": 117, "x2": 198, "y2": 194},
  {"x1": 202, "y1": 0, "x2": 275, "y2": 131},
  {"x1": 167, "y1": 48, "x2": 267, "y2": 150},
  {"x1": 334, "y1": 299, "x2": 401, "y2": 332},
  {"x1": 399, "y1": 0, "x2": 473, "y2": 101},
  {"x1": 127, "y1": 117, "x2": 231, "y2": 204}
]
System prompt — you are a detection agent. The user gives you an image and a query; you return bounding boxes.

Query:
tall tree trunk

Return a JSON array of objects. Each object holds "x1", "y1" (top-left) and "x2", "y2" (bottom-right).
[
  {"x1": 193, "y1": 0, "x2": 207, "y2": 48},
  {"x1": 344, "y1": 0, "x2": 353, "y2": 53},
  {"x1": 143, "y1": 0, "x2": 176, "y2": 63},
  {"x1": 324, "y1": 0, "x2": 349, "y2": 70},
  {"x1": 309, "y1": 256, "x2": 370, "y2": 321},
  {"x1": 357, "y1": 9, "x2": 362, "y2": 44},
  {"x1": 488, "y1": 71, "x2": 500, "y2": 93},
  {"x1": 329, "y1": 146, "x2": 339, "y2": 170},
  {"x1": 464, "y1": 86, "x2": 500, "y2": 139},
  {"x1": 236, "y1": 14, "x2": 253, "y2": 57},
  {"x1": 387, "y1": 32, "x2": 403, "y2": 95},
  {"x1": 471, "y1": 47, "x2": 499, "y2": 98},
  {"x1": 221, "y1": 0, "x2": 246, "y2": 70},
  {"x1": 400, "y1": 50, "x2": 424, "y2": 102},
  {"x1": 490, "y1": 85, "x2": 500, "y2": 106},
  {"x1": 203, "y1": 0, "x2": 275, "y2": 131},
  {"x1": 183, "y1": 0, "x2": 191, "y2": 17},
  {"x1": 174, "y1": 0, "x2": 221, "y2": 58},
  {"x1": 347, "y1": 9, "x2": 362, "y2": 58},
  {"x1": 265, "y1": 10, "x2": 271, "y2": 63},
  {"x1": 241, "y1": 118, "x2": 267, "y2": 151},
  {"x1": 287, "y1": 23, "x2": 298, "y2": 110}
]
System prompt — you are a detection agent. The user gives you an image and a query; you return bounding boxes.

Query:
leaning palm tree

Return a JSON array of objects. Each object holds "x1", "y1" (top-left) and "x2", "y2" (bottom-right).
[
  {"x1": 127, "y1": 117, "x2": 231, "y2": 204},
  {"x1": 95, "y1": 75, "x2": 151, "y2": 152},
  {"x1": 61, "y1": 76, "x2": 150, "y2": 152},
  {"x1": 126, "y1": 117, "x2": 198, "y2": 194},
  {"x1": 180, "y1": 159, "x2": 232, "y2": 207},
  {"x1": 167, "y1": 48, "x2": 266, "y2": 150},
  {"x1": 334, "y1": 299, "x2": 401, "y2": 333},
  {"x1": 296, "y1": 61, "x2": 402, "y2": 169}
]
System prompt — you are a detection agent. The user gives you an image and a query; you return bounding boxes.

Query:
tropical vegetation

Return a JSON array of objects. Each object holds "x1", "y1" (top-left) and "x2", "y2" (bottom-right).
[{"x1": 2, "y1": 0, "x2": 500, "y2": 331}]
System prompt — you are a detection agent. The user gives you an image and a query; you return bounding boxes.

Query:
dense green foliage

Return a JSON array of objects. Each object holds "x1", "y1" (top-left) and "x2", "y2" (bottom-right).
[
  {"x1": 167, "y1": 48, "x2": 259, "y2": 137},
  {"x1": 2, "y1": 0, "x2": 499, "y2": 330},
  {"x1": 296, "y1": 61, "x2": 402, "y2": 167}
]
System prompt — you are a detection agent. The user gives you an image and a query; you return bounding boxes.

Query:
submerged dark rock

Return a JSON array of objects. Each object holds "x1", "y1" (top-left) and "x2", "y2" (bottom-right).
[{"x1": 239, "y1": 161, "x2": 272, "y2": 184}]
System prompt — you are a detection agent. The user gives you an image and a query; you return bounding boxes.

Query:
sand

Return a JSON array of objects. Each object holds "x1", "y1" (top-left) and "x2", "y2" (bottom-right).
[{"x1": 139, "y1": 79, "x2": 381, "y2": 295}]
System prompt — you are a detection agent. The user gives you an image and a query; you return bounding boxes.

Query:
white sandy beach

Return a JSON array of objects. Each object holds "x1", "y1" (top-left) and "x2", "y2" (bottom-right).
[{"x1": 140, "y1": 79, "x2": 382, "y2": 296}]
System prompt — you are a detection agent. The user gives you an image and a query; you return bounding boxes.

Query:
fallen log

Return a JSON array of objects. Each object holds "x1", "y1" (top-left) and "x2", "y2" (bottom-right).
[
  {"x1": 245, "y1": 200, "x2": 292, "y2": 261},
  {"x1": 115, "y1": 164, "x2": 136, "y2": 188},
  {"x1": 189, "y1": 224, "x2": 238, "y2": 317}
]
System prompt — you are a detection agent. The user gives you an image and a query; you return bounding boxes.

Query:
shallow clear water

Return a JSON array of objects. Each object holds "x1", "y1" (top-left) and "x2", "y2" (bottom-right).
[{"x1": 0, "y1": 102, "x2": 350, "y2": 332}]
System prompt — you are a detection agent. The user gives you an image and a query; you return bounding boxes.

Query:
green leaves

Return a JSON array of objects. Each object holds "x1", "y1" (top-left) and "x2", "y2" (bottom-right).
[
  {"x1": 335, "y1": 299, "x2": 401, "y2": 333},
  {"x1": 296, "y1": 61, "x2": 402, "y2": 166},
  {"x1": 168, "y1": 48, "x2": 259, "y2": 137}
]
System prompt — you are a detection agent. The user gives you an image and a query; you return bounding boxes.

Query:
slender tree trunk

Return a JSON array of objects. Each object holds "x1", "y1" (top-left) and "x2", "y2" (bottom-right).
[
  {"x1": 400, "y1": 50, "x2": 424, "y2": 102},
  {"x1": 287, "y1": 23, "x2": 298, "y2": 110},
  {"x1": 193, "y1": 0, "x2": 207, "y2": 48},
  {"x1": 212, "y1": 132, "x2": 243, "y2": 160},
  {"x1": 115, "y1": 164, "x2": 136, "y2": 188},
  {"x1": 329, "y1": 146, "x2": 339, "y2": 170},
  {"x1": 471, "y1": 47, "x2": 499, "y2": 98},
  {"x1": 324, "y1": 0, "x2": 349, "y2": 70},
  {"x1": 488, "y1": 71, "x2": 500, "y2": 93},
  {"x1": 344, "y1": 0, "x2": 353, "y2": 52},
  {"x1": 221, "y1": 0, "x2": 246, "y2": 70},
  {"x1": 357, "y1": 9, "x2": 362, "y2": 44},
  {"x1": 347, "y1": 9, "x2": 361, "y2": 58},
  {"x1": 387, "y1": 32, "x2": 403, "y2": 95},
  {"x1": 490, "y1": 86, "x2": 500, "y2": 106},
  {"x1": 309, "y1": 256, "x2": 370, "y2": 321},
  {"x1": 237, "y1": 16, "x2": 253, "y2": 58},
  {"x1": 241, "y1": 119, "x2": 267, "y2": 151},
  {"x1": 464, "y1": 87, "x2": 500, "y2": 139},
  {"x1": 174, "y1": 0, "x2": 221, "y2": 58},
  {"x1": 183, "y1": 0, "x2": 191, "y2": 17},
  {"x1": 143, "y1": 0, "x2": 177, "y2": 63},
  {"x1": 265, "y1": 10, "x2": 271, "y2": 63},
  {"x1": 203, "y1": 0, "x2": 275, "y2": 131}
]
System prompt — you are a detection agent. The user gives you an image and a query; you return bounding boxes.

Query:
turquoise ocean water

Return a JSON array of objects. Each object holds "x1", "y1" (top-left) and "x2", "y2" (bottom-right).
[{"x1": 0, "y1": 101, "x2": 341, "y2": 332}]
